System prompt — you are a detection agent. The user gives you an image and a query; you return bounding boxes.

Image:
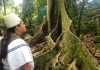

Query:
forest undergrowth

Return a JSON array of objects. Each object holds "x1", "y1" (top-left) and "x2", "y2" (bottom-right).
[{"x1": 80, "y1": 33, "x2": 100, "y2": 64}]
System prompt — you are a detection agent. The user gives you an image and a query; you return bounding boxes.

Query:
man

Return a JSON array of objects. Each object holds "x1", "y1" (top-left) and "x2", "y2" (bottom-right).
[{"x1": 0, "y1": 13, "x2": 34, "y2": 70}]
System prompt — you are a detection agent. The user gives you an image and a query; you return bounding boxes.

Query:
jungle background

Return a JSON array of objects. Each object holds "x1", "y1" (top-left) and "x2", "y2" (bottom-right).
[{"x1": 1, "y1": 0, "x2": 100, "y2": 70}]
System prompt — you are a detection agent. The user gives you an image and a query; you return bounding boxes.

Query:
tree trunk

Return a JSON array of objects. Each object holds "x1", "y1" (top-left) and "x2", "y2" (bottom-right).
[
  {"x1": 77, "y1": 0, "x2": 86, "y2": 37},
  {"x1": 47, "y1": 0, "x2": 51, "y2": 33},
  {"x1": 2, "y1": 0, "x2": 6, "y2": 15},
  {"x1": 30, "y1": 0, "x2": 100, "y2": 70}
]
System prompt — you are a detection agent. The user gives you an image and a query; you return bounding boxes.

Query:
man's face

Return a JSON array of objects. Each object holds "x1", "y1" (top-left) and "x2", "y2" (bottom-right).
[
  {"x1": 16, "y1": 20, "x2": 26, "y2": 35},
  {"x1": 1, "y1": 29, "x2": 4, "y2": 35}
]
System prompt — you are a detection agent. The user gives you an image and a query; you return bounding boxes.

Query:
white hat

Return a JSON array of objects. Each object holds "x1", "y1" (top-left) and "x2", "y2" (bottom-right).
[{"x1": 4, "y1": 13, "x2": 21, "y2": 28}]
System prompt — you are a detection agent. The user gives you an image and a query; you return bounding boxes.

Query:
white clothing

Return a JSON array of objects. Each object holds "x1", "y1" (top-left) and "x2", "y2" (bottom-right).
[
  {"x1": 2, "y1": 39, "x2": 34, "y2": 70},
  {"x1": 0, "y1": 36, "x2": 3, "y2": 52},
  {"x1": 0, "y1": 36, "x2": 3, "y2": 40}
]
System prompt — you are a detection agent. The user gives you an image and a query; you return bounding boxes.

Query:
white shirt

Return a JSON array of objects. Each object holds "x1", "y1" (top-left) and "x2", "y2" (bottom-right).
[{"x1": 2, "y1": 38, "x2": 34, "y2": 70}]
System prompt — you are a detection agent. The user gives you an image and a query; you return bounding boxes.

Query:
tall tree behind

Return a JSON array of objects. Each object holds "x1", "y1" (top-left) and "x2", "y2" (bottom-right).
[
  {"x1": 22, "y1": 0, "x2": 34, "y2": 28},
  {"x1": 1, "y1": 0, "x2": 8, "y2": 15},
  {"x1": 0, "y1": 0, "x2": 3, "y2": 11},
  {"x1": 2, "y1": 0, "x2": 6, "y2": 15}
]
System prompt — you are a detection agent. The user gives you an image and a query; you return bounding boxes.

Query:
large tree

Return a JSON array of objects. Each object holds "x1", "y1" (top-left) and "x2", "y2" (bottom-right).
[{"x1": 28, "y1": 0, "x2": 100, "y2": 70}]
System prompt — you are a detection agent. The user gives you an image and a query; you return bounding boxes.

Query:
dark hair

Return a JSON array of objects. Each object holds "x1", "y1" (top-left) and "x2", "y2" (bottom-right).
[
  {"x1": 1, "y1": 26, "x2": 16, "y2": 59},
  {"x1": 1, "y1": 23, "x2": 20, "y2": 59}
]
